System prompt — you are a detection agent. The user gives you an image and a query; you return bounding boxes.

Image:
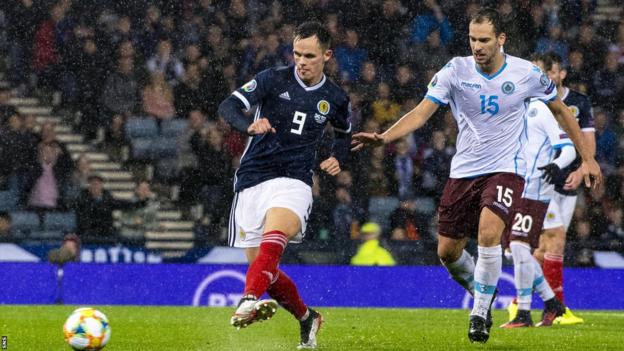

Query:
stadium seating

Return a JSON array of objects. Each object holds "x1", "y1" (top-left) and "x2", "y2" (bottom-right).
[
  {"x1": 10, "y1": 211, "x2": 40, "y2": 239},
  {"x1": 29, "y1": 230, "x2": 64, "y2": 241},
  {"x1": 160, "y1": 119, "x2": 187, "y2": 137},
  {"x1": 43, "y1": 212, "x2": 77, "y2": 233},
  {"x1": 368, "y1": 196, "x2": 400, "y2": 232},
  {"x1": 0, "y1": 191, "x2": 17, "y2": 212},
  {"x1": 125, "y1": 118, "x2": 159, "y2": 139}
]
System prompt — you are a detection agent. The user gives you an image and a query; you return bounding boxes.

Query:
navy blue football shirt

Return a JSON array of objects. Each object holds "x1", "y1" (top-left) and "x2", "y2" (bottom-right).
[
  {"x1": 231, "y1": 65, "x2": 351, "y2": 192},
  {"x1": 553, "y1": 88, "x2": 595, "y2": 195}
]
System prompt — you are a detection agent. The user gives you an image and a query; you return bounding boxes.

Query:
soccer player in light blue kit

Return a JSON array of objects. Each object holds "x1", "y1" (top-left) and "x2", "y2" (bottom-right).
[
  {"x1": 500, "y1": 93, "x2": 576, "y2": 328},
  {"x1": 352, "y1": 8, "x2": 601, "y2": 343}
]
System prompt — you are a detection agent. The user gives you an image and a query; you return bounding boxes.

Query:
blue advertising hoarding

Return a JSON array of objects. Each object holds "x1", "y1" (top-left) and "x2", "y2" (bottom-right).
[{"x1": 0, "y1": 263, "x2": 622, "y2": 310}]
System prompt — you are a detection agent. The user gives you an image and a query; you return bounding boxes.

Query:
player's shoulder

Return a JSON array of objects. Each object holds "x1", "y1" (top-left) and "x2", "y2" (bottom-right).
[
  {"x1": 506, "y1": 54, "x2": 541, "y2": 74},
  {"x1": 565, "y1": 88, "x2": 591, "y2": 104},
  {"x1": 527, "y1": 98, "x2": 551, "y2": 116},
  {"x1": 443, "y1": 56, "x2": 470, "y2": 70},
  {"x1": 323, "y1": 77, "x2": 349, "y2": 102}
]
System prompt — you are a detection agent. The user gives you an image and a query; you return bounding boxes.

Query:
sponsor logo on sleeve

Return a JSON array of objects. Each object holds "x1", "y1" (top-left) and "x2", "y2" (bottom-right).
[
  {"x1": 540, "y1": 73, "x2": 550, "y2": 86},
  {"x1": 242, "y1": 79, "x2": 257, "y2": 92},
  {"x1": 428, "y1": 75, "x2": 438, "y2": 89}
]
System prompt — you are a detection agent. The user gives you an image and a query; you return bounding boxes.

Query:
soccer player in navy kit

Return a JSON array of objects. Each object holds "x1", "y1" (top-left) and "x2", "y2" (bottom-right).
[{"x1": 218, "y1": 22, "x2": 351, "y2": 349}]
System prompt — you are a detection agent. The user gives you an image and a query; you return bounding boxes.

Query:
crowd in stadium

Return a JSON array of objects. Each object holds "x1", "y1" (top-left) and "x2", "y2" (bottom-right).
[{"x1": 0, "y1": 0, "x2": 622, "y2": 266}]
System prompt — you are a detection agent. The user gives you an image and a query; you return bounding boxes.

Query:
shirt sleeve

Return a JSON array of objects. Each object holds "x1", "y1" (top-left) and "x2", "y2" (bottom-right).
[
  {"x1": 526, "y1": 64, "x2": 558, "y2": 103},
  {"x1": 540, "y1": 102, "x2": 572, "y2": 149},
  {"x1": 578, "y1": 97, "x2": 595, "y2": 131},
  {"x1": 231, "y1": 68, "x2": 273, "y2": 111},
  {"x1": 331, "y1": 95, "x2": 352, "y2": 133},
  {"x1": 330, "y1": 95, "x2": 352, "y2": 164},
  {"x1": 424, "y1": 59, "x2": 455, "y2": 106}
]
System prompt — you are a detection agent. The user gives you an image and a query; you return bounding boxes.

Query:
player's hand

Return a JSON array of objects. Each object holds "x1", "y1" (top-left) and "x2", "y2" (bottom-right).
[
  {"x1": 580, "y1": 158, "x2": 602, "y2": 189},
  {"x1": 247, "y1": 118, "x2": 276, "y2": 135},
  {"x1": 351, "y1": 132, "x2": 385, "y2": 151},
  {"x1": 563, "y1": 168, "x2": 583, "y2": 191},
  {"x1": 537, "y1": 163, "x2": 560, "y2": 184},
  {"x1": 320, "y1": 157, "x2": 341, "y2": 176}
]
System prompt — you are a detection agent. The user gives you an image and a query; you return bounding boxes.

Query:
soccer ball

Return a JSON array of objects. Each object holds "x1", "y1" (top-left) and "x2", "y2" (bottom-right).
[{"x1": 63, "y1": 307, "x2": 111, "y2": 350}]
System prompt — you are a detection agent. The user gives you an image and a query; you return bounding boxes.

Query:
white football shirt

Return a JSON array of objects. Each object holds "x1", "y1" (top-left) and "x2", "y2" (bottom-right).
[
  {"x1": 425, "y1": 54, "x2": 558, "y2": 178},
  {"x1": 522, "y1": 99, "x2": 573, "y2": 201}
]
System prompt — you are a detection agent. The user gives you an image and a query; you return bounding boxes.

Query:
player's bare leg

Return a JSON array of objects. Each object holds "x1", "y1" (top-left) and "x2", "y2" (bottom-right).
[
  {"x1": 438, "y1": 237, "x2": 473, "y2": 292},
  {"x1": 467, "y1": 207, "x2": 505, "y2": 343},
  {"x1": 231, "y1": 208, "x2": 322, "y2": 348}
]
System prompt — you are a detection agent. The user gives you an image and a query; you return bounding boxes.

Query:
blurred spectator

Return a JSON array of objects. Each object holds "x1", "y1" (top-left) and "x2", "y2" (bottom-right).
[
  {"x1": 193, "y1": 124, "x2": 233, "y2": 233},
  {"x1": 609, "y1": 21, "x2": 624, "y2": 65},
  {"x1": 389, "y1": 198, "x2": 430, "y2": 242},
  {"x1": 0, "y1": 84, "x2": 18, "y2": 127},
  {"x1": 333, "y1": 187, "x2": 365, "y2": 245},
  {"x1": 591, "y1": 52, "x2": 624, "y2": 112},
  {"x1": 573, "y1": 22, "x2": 608, "y2": 72},
  {"x1": 369, "y1": 0, "x2": 408, "y2": 76},
  {"x1": 0, "y1": 112, "x2": 38, "y2": 191},
  {"x1": 137, "y1": 4, "x2": 164, "y2": 58},
  {"x1": 410, "y1": 0, "x2": 453, "y2": 48},
  {"x1": 421, "y1": 130, "x2": 454, "y2": 198},
  {"x1": 600, "y1": 208, "x2": 624, "y2": 252},
  {"x1": 143, "y1": 72, "x2": 176, "y2": 121},
  {"x1": 100, "y1": 57, "x2": 139, "y2": 118},
  {"x1": 371, "y1": 82, "x2": 401, "y2": 126},
  {"x1": 72, "y1": 38, "x2": 106, "y2": 142},
  {"x1": 176, "y1": 109, "x2": 204, "y2": 208},
  {"x1": 174, "y1": 63, "x2": 205, "y2": 119},
  {"x1": 593, "y1": 110, "x2": 618, "y2": 172},
  {"x1": 103, "y1": 114, "x2": 128, "y2": 162},
  {"x1": 393, "y1": 138, "x2": 415, "y2": 200},
  {"x1": 146, "y1": 38, "x2": 185, "y2": 86},
  {"x1": 351, "y1": 222, "x2": 396, "y2": 266},
  {"x1": 254, "y1": 33, "x2": 286, "y2": 72},
  {"x1": 0, "y1": 212, "x2": 13, "y2": 243},
  {"x1": 65, "y1": 154, "x2": 91, "y2": 205},
  {"x1": 74, "y1": 174, "x2": 146, "y2": 244},
  {"x1": 391, "y1": 65, "x2": 421, "y2": 105},
  {"x1": 48, "y1": 233, "x2": 81, "y2": 265},
  {"x1": 356, "y1": 61, "x2": 379, "y2": 107},
  {"x1": 565, "y1": 49, "x2": 591, "y2": 93},
  {"x1": 24, "y1": 141, "x2": 74, "y2": 211},
  {"x1": 5, "y1": 0, "x2": 40, "y2": 93},
  {"x1": 497, "y1": 0, "x2": 533, "y2": 57},
  {"x1": 119, "y1": 180, "x2": 160, "y2": 246},
  {"x1": 335, "y1": 29, "x2": 368, "y2": 83},
  {"x1": 411, "y1": 29, "x2": 449, "y2": 72},
  {"x1": 569, "y1": 219, "x2": 595, "y2": 266},
  {"x1": 536, "y1": 24, "x2": 569, "y2": 67},
  {"x1": 32, "y1": 4, "x2": 65, "y2": 95}
]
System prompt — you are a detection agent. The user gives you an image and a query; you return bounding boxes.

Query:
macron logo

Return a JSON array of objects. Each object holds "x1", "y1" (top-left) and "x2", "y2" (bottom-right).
[{"x1": 279, "y1": 91, "x2": 291, "y2": 100}]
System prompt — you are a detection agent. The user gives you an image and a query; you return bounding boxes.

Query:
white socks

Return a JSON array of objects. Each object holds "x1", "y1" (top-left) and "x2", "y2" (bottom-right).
[
  {"x1": 443, "y1": 250, "x2": 475, "y2": 294},
  {"x1": 510, "y1": 241, "x2": 534, "y2": 310},
  {"x1": 471, "y1": 245, "x2": 502, "y2": 318},
  {"x1": 532, "y1": 256, "x2": 555, "y2": 302}
]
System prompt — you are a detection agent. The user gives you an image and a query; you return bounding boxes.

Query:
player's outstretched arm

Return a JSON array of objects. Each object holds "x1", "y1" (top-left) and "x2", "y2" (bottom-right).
[
  {"x1": 351, "y1": 98, "x2": 439, "y2": 151},
  {"x1": 547, "y1": 98, "x2": 602, "y2": 188},
  {"x1": 320, "y1": 157, "x2": 341, "y2": 176}
]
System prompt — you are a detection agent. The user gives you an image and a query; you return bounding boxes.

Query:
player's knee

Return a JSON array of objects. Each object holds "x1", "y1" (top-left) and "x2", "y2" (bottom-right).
[{"x1": 437, "y1": 245, "x2": 461, "y2": 264}]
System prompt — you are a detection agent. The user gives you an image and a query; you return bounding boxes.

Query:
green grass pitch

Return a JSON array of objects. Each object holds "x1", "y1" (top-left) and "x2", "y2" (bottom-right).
[{"x1": 0, "y1": 305, "x2": 622, "y2": 350}]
